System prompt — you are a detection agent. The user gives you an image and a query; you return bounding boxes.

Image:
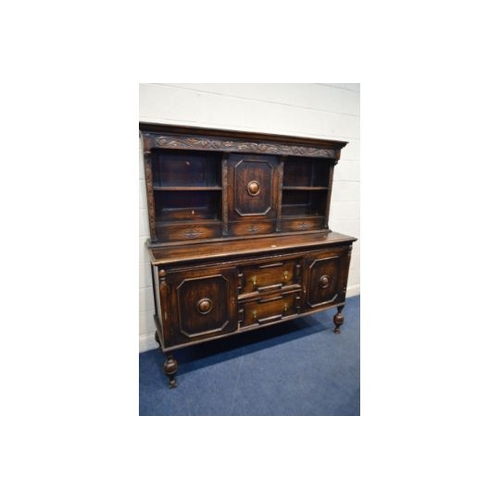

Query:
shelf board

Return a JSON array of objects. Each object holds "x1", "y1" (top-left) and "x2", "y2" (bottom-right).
[
  {"x1": 153, "y1": 186, "x2": 222, "y2": 191},
  {"x1": 282, "y1": 186, "x2": 328, "y2": 190},
  {"x1": 156, "y1": 219, "x2": 222, "y2": 226}
]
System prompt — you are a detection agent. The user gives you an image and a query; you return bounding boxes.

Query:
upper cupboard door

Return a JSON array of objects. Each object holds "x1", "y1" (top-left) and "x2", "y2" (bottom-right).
[{"x1": 227, "y1": 154, "x2": 279, "y2": 220}]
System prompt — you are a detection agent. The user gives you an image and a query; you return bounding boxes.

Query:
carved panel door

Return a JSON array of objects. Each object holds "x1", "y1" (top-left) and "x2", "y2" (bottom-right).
[
  {"x1": 165, "y1": 267, "x2": 238, "y2": 345},
  {"x1": 304, "y1": 247, "x2": 351, "y2": 310},
  {"x1": 226, "y1": 154, "x2": 279, "y2": 236}
]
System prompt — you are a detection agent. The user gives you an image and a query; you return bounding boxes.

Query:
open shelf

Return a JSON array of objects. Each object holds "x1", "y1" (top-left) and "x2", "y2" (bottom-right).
[
  {"x1": 154, "y1": 190, "x2": 222, "y2": 222},
  {"x1": 143, "y1": 129, "x2": 341, "y2": 243},
  {"x1": 282, "y1": 186, "x2": 329, "y2": 190},
  {"x1": 283, "y1": 156, "x2": 330, "y2": 188},
  {"x1": 152, "y1": 150, "x2": 222, "y2": 188},
  {"x1": 150, "y1": 149, "x2": 223, "y2": 226},
  {"x1": 281, "y1": 189, "x2": 328, "y2": 217}
]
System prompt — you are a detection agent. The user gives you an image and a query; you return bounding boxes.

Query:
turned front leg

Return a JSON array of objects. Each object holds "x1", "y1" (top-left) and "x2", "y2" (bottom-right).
[
  {"x1": 163, "y1": 354, "x2": 178, "y2": 389},
  {"x1": 333, "y1": 305, "x2": 345, "y2": 334}
]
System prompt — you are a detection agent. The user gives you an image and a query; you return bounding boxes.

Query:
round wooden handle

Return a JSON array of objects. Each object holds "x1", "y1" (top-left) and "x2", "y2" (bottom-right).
[
  {"x1": 247, "y1": 180, "x2": 260, "y2": 196},
  {"x1": 319, "y1": 275, "x2": 330, "y2": 289},
  {"x1": 197, "y1": 298, "x2": 213, "y2": 314}
]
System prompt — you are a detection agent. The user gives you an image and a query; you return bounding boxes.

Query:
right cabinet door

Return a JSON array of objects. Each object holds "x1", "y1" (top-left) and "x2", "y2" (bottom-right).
[{"x1": 304, "y1": 245, "x2": 352, "y2": 310}]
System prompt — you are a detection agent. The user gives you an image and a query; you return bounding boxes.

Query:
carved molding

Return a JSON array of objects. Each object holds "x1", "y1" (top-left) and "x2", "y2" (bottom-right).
[
  {"x1": 183, "y1": 227, "x2": 204, "y2": 239},
  {"x1": 154, "y1": 135, "x2": 336, "y2": 158},
  {"x1": 221, "y1": 154, "x2": 229, "y2": 234},
  {"x1": 144, "y1": 155, "x2": 157, "y2": 240},
  {"x1": 159, "y1": 269, "x2": 168, "y2": 331}
]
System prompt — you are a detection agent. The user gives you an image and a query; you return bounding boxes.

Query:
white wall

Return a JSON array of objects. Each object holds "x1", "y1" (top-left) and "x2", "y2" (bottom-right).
[{"x1": 139, "y1": 83, "x2": 360, "y2": 352}]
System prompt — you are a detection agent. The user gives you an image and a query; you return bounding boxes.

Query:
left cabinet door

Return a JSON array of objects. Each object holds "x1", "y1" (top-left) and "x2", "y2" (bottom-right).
[{"x1": 165, "y1": 267, "x2": 238, "y2": 344}]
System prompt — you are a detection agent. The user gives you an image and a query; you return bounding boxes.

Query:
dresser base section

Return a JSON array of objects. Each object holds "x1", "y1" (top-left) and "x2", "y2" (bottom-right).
[{"x1": 149, "y1": 234, "x2": 355, "y2": 388}]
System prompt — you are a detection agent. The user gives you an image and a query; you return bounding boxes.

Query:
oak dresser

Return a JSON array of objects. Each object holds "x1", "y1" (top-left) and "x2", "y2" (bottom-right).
[{"x1": 140, "y1": 123, "x2": 356, "y2": 388}]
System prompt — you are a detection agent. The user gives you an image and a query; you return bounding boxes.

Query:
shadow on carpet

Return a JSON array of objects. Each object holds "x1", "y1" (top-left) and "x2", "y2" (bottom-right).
[{"x1": 139, "y1": 295, "x2": 359, "y2": 416}]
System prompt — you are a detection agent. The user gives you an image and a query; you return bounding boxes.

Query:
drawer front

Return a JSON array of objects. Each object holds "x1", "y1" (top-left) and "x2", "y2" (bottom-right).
[
  {"x1": 156, "y1": 222, "x2": 222, "y2": 242},
  {"x1": 228, "y1": 220, "x2": 276, "y2": 237},
  {"x1": 239, "y1": 291, "x2": 299, "y2": 328},
  {"x1": 281, "y1": 217, "x2": 325, "y2": 233},
  {"x1": 239, "y1": 258, "x2": 301, "y2": 296}
]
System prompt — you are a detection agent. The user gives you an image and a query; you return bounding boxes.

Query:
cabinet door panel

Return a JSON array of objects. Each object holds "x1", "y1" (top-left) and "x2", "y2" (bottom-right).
[
  {"x1": 227, "y1": 154, "x2": 279, "y2": 219},
  {"x1": 167, "y1": 268, "x2": 238, "y2": 339},
  {"x1": 305, "y1": 246, "x2": 352, "y2": 309}
]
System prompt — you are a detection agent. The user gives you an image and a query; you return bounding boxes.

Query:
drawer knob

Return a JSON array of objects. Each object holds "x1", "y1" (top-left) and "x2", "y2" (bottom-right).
[
  {"x1": 319, "y1": 275, "x2": 330, "y2": 289},
  {"x1": 197, "y1": 298, "x2": 213, "y2": 315},
  {"x1": 247, "y1": 180, "x2": 261, "y2": 196}
]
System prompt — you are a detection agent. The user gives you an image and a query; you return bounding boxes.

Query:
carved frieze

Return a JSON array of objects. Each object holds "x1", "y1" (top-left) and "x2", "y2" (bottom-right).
[{"x1": 154, "y1": 135, "x2": 336, "y2": 158}]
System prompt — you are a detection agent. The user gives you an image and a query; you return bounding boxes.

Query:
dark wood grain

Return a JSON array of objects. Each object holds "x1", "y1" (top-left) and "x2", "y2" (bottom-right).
[{"x1": 140, "y1": 123, "x2": 356, "y2": 388}]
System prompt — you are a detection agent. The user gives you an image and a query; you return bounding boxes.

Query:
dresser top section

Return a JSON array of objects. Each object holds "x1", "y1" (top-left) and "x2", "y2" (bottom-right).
[
  {"x1": 148, "y1": 231, "x2": 356, "y2": 266},
  {"x1": 140, "y1": 123, "x2": 348, "y2": 159}
]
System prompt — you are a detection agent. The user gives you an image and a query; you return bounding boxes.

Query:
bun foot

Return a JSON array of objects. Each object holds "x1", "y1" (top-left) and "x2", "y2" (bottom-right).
[
  {"x1": 333, "y1": 306, "x2": 345, "y2": 334},
  {"x1": 163, "y1": 354, "x2": 178, "y2": 389}
]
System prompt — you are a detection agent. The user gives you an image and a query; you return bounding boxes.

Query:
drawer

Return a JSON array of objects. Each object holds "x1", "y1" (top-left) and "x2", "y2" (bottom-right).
[
  {"x1": 281, "y1": 216, "x2": 325, "y2": 232},
  {"x1": 228, "y1": 220, "x2": 276, "y2": 237},
  {"x1": 239, "y1": 257, "x2": 301, "y2": 296},
  {"x1": 156, "y1": 222, "x2": 222, "y2": 242},
  {"x1": 239, "y1": 291, "x2": 300, "y2": 328}
]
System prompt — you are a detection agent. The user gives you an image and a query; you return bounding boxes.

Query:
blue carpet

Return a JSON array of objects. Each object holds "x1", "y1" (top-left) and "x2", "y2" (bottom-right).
[{"x1": 139, "y1": 295, "x2": 359, "y2": 416}]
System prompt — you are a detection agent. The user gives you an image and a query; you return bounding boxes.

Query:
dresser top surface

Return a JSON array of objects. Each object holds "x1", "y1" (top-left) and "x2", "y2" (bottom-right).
[
  {"x1": 139, "y1": 122, "x2": 348, "y2": 151},
  {"x1": 148, "y1": 232, "x2": 356, "y2": 265}
]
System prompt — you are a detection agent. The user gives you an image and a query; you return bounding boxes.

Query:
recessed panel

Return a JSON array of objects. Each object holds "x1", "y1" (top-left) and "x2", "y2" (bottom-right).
[
  {"x1": 306, "y1": 256, "x2": 341, "y2": 307},
  {"x1": 176, "y1": 275, "x2": 231, "y2": 337},
  {"x1": 231, "y1": 158, "x2": 275, "y2": 219}
]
